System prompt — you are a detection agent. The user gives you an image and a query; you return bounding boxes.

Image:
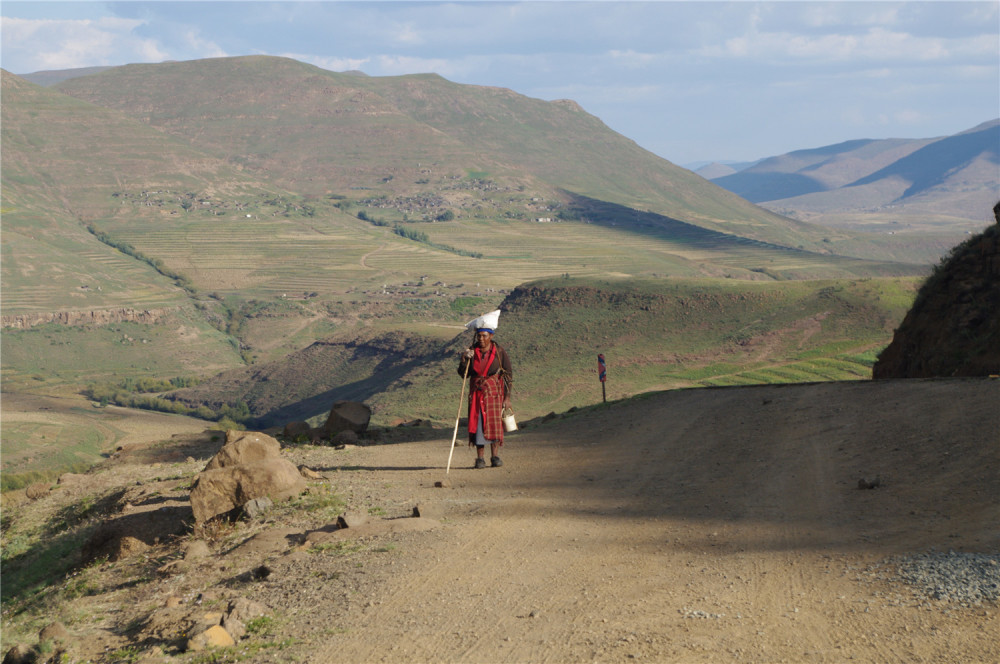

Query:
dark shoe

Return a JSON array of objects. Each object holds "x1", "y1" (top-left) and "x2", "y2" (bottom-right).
[
  {"x1": 474, "y1": 457, "x2": 486, "y2": 469},
  {"x1": 490, "y1": 456, "x2": 503, "y2": 467}
]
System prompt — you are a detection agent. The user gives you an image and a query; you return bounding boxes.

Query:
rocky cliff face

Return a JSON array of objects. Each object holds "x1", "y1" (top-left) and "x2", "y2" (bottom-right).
[
  {"x1": 873, "y1": 204, "x2": 1000, "y2": 379},
  {"x1": 0, "y1": 308, "x2": 170, "y2": 329}
]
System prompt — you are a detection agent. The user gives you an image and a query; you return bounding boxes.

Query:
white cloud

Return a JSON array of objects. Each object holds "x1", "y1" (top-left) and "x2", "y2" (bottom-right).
[
  {"x1": 182, "y1": 30, "x2": 227, "y2": 60},
  {"x1": 1, "y1": 16, "x2": 168, "y2": 72},
  {"x1": 702, "y1": 26, "x2": 993, "y2": 64}
]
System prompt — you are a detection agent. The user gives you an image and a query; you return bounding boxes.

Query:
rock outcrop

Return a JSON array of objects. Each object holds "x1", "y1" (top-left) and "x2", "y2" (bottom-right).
[
  {"x1": 320, "y1": 401, "x2": 371, "y2": 438},
  {"x1": 189, "y1": 431, "x2": 306, "y2": 523},
  {"x1": 874, "y1": 203, "x2": 1000, "y2": 379},
  {"x1": 1, "y1": 307, "x2": 170, "y2": 329}
]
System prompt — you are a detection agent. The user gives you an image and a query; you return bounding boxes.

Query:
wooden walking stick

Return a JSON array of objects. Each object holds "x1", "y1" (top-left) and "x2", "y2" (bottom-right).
[{"x1": 446, "y1": 357, "x2": 471, "y2": 474}]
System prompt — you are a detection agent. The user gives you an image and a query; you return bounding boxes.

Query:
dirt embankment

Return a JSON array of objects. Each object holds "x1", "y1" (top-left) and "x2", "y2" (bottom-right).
[{"x1": 3, "y1": 377, "x2": 998, "y2": 663}]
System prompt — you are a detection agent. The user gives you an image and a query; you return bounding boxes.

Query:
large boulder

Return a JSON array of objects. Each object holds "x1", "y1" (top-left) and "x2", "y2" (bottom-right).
[
  {"x1": 190, "y1": 459, "x2": 306, "y2": 523},
  {"x1": 204, "y1": 431, "x2": 282, "y2": 471},
  {"x1": 191, "y1": 430, "x2": 306, "y2": 523},
  {"x1": 320, "y1": 401, "x2": 371, "y2": 438}
]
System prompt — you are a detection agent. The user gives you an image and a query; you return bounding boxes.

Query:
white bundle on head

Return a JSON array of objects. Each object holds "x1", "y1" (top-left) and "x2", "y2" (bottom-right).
[{"x1": 466, "y1": 309, "x2": 501, "y2": 332}]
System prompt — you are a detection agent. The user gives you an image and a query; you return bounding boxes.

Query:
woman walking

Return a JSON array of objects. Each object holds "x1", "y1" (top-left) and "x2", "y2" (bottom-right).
[{"x1": 458, "y1": 310, "x2": 513, "y2": 468}]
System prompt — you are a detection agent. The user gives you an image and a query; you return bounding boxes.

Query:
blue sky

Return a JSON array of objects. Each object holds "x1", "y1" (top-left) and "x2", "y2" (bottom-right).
[{"x1": 2, "y1": 1, "x2": 997, "y2": 166}]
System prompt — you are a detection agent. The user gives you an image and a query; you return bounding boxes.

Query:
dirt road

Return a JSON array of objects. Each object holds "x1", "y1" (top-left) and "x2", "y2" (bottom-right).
[
  {"x1": 4, "y1": 378, "x2": 998, "y2": 663},
  {"x1": 296, "y1": 377, "x2": 999, "y2": 663}
]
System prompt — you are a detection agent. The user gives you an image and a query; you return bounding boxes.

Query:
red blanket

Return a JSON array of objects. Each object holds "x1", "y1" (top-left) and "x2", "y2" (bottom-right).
[
  {"x1": 469, "y1": 373, "x2": 505, "y2": 445},
  {"x1": 468, "y1": 345, "x2": 504, "y2": 445}
]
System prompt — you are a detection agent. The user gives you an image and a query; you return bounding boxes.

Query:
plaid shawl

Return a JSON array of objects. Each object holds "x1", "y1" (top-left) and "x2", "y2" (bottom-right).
[{"x1": 468, "y1": 344, "x2": 505, "y2": 445}]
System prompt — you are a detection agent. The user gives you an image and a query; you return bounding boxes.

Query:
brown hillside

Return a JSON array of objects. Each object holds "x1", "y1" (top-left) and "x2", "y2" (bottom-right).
[{"x1": 873, "y1": 203, "x2": 1000, "y2": 378}]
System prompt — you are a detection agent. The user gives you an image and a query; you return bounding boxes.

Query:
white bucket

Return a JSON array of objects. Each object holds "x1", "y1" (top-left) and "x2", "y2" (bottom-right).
[{"x1": 502, "y1": 408, "x2": 517, "y2": 432}]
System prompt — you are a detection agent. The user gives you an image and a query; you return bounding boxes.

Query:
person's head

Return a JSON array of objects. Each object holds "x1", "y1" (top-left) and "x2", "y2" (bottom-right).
[{"x1": 474, "y1": 329, "x2": 494, "y2": 348}]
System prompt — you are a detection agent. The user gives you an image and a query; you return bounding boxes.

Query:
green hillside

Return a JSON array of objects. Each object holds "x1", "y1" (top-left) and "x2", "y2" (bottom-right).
[
  {"x1": 53, "y1": 56, "x2": 900, "y2": 256},
  {"x1": 163, "y1": 276, "x2": 919, "y2": 429}
]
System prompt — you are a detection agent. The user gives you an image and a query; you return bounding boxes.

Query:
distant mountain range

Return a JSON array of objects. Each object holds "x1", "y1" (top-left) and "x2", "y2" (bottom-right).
[{"x1": 696, "y1": 121, "x2": 999, "y2": 227}]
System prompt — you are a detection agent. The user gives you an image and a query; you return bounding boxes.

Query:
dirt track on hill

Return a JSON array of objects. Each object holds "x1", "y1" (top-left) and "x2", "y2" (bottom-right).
[
  {"x1": 299, "y1": 377, "x2": 1000, "y2": 663},
  {"x1": 4, "y1": 378, "x2": 999, "y2": 663}
]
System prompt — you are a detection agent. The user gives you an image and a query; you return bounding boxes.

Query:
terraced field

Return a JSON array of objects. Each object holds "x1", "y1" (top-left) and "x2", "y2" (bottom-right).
[
  {"x1": 1, "y1": 209, "x2": 186, "y2": 315},
  {"x1": 86, "y1": 200, "x2": 925, "y2": 308}
]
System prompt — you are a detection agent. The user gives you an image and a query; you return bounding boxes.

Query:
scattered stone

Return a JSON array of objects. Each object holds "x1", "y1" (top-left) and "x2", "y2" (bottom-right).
[
  {"x1": 858, "y1": 476, "x2": 882, "y2": 490},
  {"x1": 241, "y1": 496, "x2": 274, "y2": 520},
  {"x1": 186, "y1": 625, "x2": 235, "y2": 652},
  {"x1": 298, "y1": 465, "x2": 323, "y2": 480},
  {"x1": 250, "y1": 565, "x2": 272, "y2": 581},
  {"x1": 283, "y1": 421, "x2": 312, "y2": 440},
  {"x1": 337, "y1": 511, "x2": 368, "y2": 529},
  {"x1": 25, "y1": 482, "x2": 50, "y2": 500},
  {"x1": 2, "y1": 644, "x2": 34, "y2": 664},
  {"x1": 223, "y1": 598, "x2": 268, "y2": 640},
  {"x1": 874, "y1": 551, "x2": 1000, "y2": 604},
  {"x1": 332, "y1": 429, "x2": 360, "y2": 446},
  {"x1": 412, "y1": 503, "x2": 443, "y2": 520}
]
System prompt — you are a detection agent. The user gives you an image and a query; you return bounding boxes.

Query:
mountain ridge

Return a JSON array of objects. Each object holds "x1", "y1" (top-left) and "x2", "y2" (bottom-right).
[{"x1": 707, "y1": 120, "x2": 999, "y2": 229}]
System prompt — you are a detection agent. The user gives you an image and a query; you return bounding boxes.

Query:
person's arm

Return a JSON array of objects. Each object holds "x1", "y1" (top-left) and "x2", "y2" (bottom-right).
[{"x1": 457, "y1": 347, "x2": 474, "y2": 377}]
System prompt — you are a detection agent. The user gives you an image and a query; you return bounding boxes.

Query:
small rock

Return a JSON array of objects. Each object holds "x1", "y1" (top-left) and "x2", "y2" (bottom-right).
[
  {"x1": 332, "y1": 430, "x2": 359, "y2": 446},
  {"x1": 412, "y1": 503, "x2": 443, "y2": 520},
  {"x1": 298, "y1": 465, "x2": 323, "y2": 480},
  {"x1": 25, "y1": 482, "x2": 50, "y2": 500},
  {"x1": 283, "y1": 421, "x2": 312, "y2": 440},
  {"x1": 434, "y1": 480, "x2": 449, "y2": 488},
  {"x1": 186, "y1": 625, "x2": 235, "y2": 651},
  {"x1": 337, "y1": 511, "x2": 368, "y2": 529},
  {"x1": 858, "y1": 476, "x2": 882, "y2": 490},
  {"x1": 241, "y1": 496, "x2": 274, "y2": 520},
  {"x1": 2, "y1": 644, "x2": 35, "y2": 664},
  {"x1": 226, "y1": 597, "x2": 268, "y2": 625}
]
